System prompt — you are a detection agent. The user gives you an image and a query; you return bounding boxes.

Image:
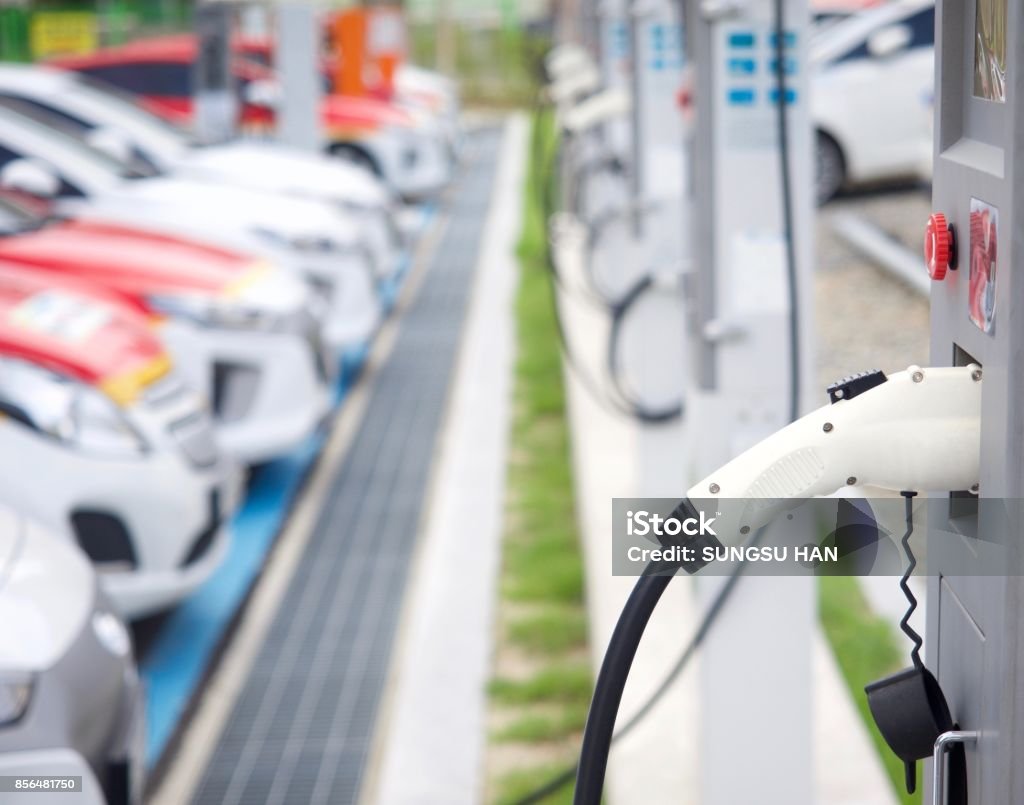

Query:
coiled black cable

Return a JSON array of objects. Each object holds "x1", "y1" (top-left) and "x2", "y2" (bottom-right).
[{"x1": 897, "y1": 491, "x2": 923, "y2": 669}]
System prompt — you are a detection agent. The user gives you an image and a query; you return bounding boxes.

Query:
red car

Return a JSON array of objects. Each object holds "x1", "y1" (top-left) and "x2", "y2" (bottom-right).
[
  {"x1": 49, "y1": 34, "x2": 412, "y2": 144},
  {"x1": 0, "y1": 261, "x2": 163, "y2": 396},
  {"x1": 47, "y1": 35, "x2": 452, "y2": 198},
  {"x1": 0, "y1": 194, "x2": 331, "y2": 464}
]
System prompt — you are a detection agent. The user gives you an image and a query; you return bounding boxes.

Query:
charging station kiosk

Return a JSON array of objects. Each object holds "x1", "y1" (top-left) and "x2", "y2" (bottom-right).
[
  {"x1": 925, "y1": 0, "x2": 1020, "y2": 801},
  {"x1": 683, "y1": 1, "x2": 815, "y2": 801},
  {"x1": 194, "y1": 2, "x2": 237, "y2": 144},
  {"x1": 276, "y1": 2, "x2": 322, "y2": 153},
  {"x1": 584, "y1": 0, "x2": 686, "y2": 303}
]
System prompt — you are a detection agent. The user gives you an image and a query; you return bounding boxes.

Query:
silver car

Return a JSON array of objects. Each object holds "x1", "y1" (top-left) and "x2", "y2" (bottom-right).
[{"x1": 0, "y1": 506, "x2": 143, "y2": 804}]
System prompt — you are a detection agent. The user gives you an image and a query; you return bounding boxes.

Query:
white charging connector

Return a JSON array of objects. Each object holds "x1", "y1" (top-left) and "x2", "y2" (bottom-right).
[{"x1": 685, "y1": 365, "x2": 982, "y2": 548}]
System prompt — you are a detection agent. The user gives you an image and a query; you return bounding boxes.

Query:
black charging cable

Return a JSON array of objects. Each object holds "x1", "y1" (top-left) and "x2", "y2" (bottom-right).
[
  {"x1": 606, "y1": 273, "x2": 685, "y2": 423},
  {"x1": 773, "y1": 0, "x2": 801, "y2": 423},
  {"x1": 530, "y1": 93, "x2": 684, "y2": 424},
  {"x1": 511, "y1": 525, "x2": 764, "y2": 804}
]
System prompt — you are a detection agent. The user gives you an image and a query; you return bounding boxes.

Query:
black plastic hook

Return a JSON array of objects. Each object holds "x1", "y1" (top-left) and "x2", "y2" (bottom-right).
[{"x1": 865, "y1": 665, "x2": 953, "y2": 794}]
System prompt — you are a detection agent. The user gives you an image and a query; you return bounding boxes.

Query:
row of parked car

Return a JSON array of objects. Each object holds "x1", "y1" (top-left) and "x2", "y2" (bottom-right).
[{"x1": 0, "y1": 34, "x2": 459, "y2": 803}]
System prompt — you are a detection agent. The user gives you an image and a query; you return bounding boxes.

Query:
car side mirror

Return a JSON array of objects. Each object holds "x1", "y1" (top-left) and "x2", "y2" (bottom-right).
[
  {"x1": 867, "y1": 24, "x2": 912, "y2": 59},
  {"x1": 0, "y1": 159, "x2": 61, "y2": 199},
  {"x1": 86, "y1": 126, "x2": 135, "y2": 165},
  {"x1": 243, "y1": 79, "x2": 281, "y2": 109}
]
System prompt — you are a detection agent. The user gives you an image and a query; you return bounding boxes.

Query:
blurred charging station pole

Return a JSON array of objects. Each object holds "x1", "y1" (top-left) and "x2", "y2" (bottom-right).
[
  {"x1": 628, "y1": 0, "x2": 684, "y2": 236},
  {"x1": 194, "y1": 1, "x2": 237, "y2": 144},
  {"x1": 596, "y1": 0, "x2": 631, "y2": 156},
  {"x1": 276, "y1": 2, "x2": 323, "y2": 152},
  {"x1": 625, "y1": 0, "x2": 690, "y2": 500},
  {"x1": 684, "y1": 0, "x2": 815, "y2": 802}
]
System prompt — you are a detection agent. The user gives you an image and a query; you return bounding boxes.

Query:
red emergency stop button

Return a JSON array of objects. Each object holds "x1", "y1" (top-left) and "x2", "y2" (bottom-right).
[{"x1": 925, "y1": 213, "x2": 955, "y2": 280}]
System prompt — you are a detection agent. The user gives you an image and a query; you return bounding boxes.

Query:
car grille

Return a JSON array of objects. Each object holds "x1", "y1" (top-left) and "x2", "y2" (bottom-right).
[
  {"x1": 102, "y1": 760, "x2": 131, "y2": 805},
  {"x1": 211, "y1": 362, "x2": 259, "y2": 424},
  {"x1": 168, "y1": 409, "x2": 220, "y2": 469},
  {"x1": 71, "y1": 510, "x2": 137, "y2": 570}
]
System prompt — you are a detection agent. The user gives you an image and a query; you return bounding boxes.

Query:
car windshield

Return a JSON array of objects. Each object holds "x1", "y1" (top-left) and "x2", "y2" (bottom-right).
[
  {"x1": 0, "y1": 100, "x2": 146, "y2": 181},
  {"x1": 67, "y1": 75, "x2": 195, "y2": 156},
  {"x1": 810, "y1": 1, "x2": 930, "y2": 64}
]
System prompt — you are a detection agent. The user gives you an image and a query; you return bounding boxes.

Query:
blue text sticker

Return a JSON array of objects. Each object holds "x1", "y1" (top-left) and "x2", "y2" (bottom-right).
[{"x1": 727, "y1": 87, "x2": 756, "y2": 105}]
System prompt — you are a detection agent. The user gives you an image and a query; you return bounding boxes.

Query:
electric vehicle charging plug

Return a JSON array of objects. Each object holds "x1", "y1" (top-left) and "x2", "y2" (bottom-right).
[
  {"x1": 561, "y1": 89, "x2": 631, "y2": 136},
  {"x1": 573, "y1": 365, "x2": 981, "y2": 805},
  {"x1": 681, "y1": 365, "x2": 982, "y2": 564},
  {"x1": 546, "y1": 65, "x2": 603, "y2": 106}
]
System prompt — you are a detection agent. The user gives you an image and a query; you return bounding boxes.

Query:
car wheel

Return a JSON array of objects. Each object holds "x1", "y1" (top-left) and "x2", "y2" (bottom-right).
[
  {"x1": 329, "y1": 143, "x2": 383, "y2": 178},
  {"x1": 815, "y1": 131, "x2": 845, "y2": 205}
]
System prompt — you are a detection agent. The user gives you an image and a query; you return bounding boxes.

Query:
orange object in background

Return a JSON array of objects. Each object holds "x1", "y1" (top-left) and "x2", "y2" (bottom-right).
[
  {"x1": 328, "y1": 5, "x2": 407, "y2": 99},
  {"x1": 367, "y1": 6, "x2": 407, "y2": 96},
  {"x1": 331, "y1": 8, "x2": 367, "y2": 96}
]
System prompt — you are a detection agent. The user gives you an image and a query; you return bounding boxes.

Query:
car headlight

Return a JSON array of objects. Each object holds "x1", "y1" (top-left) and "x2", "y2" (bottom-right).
[
  {"x1": 252, "y1": 226, "x2": 342, "y2": 255},
  {"x1": 0, "y1": 671, "x2": 33, "y2": 727},
  {"x1": 92, "y1": 610, "x2": 132, "y2": 658},
  {"x1": 0, "y1": 357, "x2": 147, "y2": 458},
  {"x1": 148, "y1": 263, "x2": 311, "y2": 334},
  {"x1": 148, "y1": 291, "x2": 277, "y2": 331}
]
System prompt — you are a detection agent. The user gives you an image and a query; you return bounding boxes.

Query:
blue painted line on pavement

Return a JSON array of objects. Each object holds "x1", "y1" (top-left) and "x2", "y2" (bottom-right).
[{"x1": 140, "y1": 202, "x2": 435, "y2": 768}]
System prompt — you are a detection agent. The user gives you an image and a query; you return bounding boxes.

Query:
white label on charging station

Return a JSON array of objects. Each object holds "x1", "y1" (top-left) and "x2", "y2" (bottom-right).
[{"x1": 729, "y1": 232, "x2": 787, "y2": 315}]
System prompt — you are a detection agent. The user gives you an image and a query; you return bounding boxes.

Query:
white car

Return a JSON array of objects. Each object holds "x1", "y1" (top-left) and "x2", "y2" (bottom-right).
[
  {"x1": 323, "y1": 96, "x2": 455, "y2": 202},
  {"x1": 811, "y1": 0, "x2": 935, "y2": 202},
  {"x1": 0, "y1": 65, "x2": 403, "y2": 284},
  {"x1": 0, "y1": 104, "x2": 382, "y2": 355},
  {"x1": 0, "y1": 266, "x2": 238, "y2": 619},
  {"x1": 0, "y1": 509, "x2": 144, "y2": 804},
  {"x1": 395, "y1": 64, "x2": 462, "y2": 159}
]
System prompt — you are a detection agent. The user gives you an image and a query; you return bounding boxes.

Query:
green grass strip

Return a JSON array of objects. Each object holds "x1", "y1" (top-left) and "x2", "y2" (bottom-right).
[
  {"x1": 495, "y1": 762, "x2": 577, "y2": 805},
  {"x1": 488, "y1": 110, "x2": 589, "y2": 804}
]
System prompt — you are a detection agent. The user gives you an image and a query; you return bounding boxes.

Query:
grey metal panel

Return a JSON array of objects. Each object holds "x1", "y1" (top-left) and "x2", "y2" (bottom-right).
[
  {"x1": 929, "y1": 0, "x2": 1024, "y2": 801},
  {"x1": 277, "y1": 4, "x2": 323, "y2": 153},
  {"x1": 191, "y1": 127, "x2": 502, "y2": 805}
]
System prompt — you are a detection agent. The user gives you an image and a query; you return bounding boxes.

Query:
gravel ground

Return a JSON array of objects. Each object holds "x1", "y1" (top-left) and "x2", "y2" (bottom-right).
[{"x1": 814, "y1": 186, "x2": 932, "y2": 393}]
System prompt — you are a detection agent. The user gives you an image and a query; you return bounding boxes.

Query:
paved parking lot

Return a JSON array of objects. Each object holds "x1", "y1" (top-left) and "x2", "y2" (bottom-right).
[{"x1": 815, "y1": 187, "x2": 932, "y2": 392}]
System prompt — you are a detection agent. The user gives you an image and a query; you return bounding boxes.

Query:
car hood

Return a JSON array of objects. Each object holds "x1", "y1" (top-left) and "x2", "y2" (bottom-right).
[
  {"x1": 396, "y1": 65, "x2": 459, "y2": 113},
  {"x1": 321, "y1": 94, "x2": 415, "y2": 131},
  {"x1": 65, "y1": 175, "x2": 361, "y2": 246},
  {"x1": 0, "y1": 512, "x2": 94, "y2": 671},
  {"x1": 0, "y1": 262, "x2": 169, "y2": 391},
  {"x1": 179, "y1": 142, "x2": 390, "y2": 209},
  {"x1": 0, "y1": 220, "x2": 254, "y2": 298}
]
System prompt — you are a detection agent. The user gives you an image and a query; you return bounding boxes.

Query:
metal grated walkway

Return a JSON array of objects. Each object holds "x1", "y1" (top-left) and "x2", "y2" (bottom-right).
[{"x1": 191, "y1": 126, "x2": 503, "y2": 805}]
